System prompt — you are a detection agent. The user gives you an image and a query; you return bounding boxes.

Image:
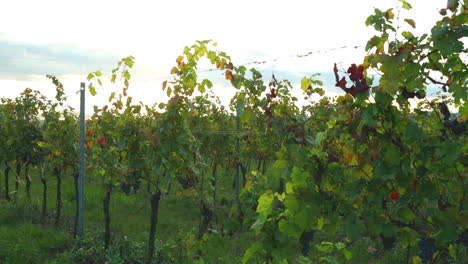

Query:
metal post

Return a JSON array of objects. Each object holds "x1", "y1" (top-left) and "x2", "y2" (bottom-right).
[
  {"x1": 234, "y1": 104, "x2": 240, "y2": 205},
  {"x1": 78, "y1": 82, "x2": 85, "y2": 237}
]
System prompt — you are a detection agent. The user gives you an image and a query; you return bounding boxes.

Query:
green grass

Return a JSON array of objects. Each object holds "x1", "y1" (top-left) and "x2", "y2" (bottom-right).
[
  {"x1": 0, "y1": 200, "x2": 71, "y2": 264},
  {"x1": 4, "y1": 164, "x2": 459, "y2": 264},
  {"x1": 2, "y1": 167, "x2": 203, "y2": 235},
  {"x1": 0, "y1": 165, "x2": 242, "y2": 263}
]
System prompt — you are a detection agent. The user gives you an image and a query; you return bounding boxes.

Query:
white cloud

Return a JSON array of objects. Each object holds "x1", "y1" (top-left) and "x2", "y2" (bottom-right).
[{"x1": 0, "y1": 0, "x2": 452, "y2": 110}]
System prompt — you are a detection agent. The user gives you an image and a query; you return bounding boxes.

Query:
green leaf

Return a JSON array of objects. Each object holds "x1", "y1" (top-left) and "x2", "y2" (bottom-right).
[
  {"x1": 296, "y1": 256, "x2": 313, "y2": 264},
  {"x1": 316, "y1": 217, "x2": 326, "y2": 230},
  {"x1": 434, "y1": 38, "x2": 464, "y2": 56},
  {"x1": 241, "y1": 108, "x2": 252, "y2": 123},
  {"x1": 316, "y1": 242, "x2": 335, "y2": 253},
  {"x1": 243, "y1": 241, "x2": 261, "y2": 264},
  {"x1": 301, "y1": 77, "x2": 311, "y2": 92},
  {"x1": 343, "y1": 249, "x2": 353, "y2": 260},
  {"x1": 257, "y1": 191, "x2": 274, "y2": 216},
  {"x1": 37, "y1": 141, "x2": 47, "y2": 148},
  {"x1": 401, "y1": 31, "x2": 414, "y2": 39},
  {"x1": 382, "y1": 223, "x2": 398, "y2": 237},
  {"x1": 291, "y1": 167, "x2": 309, "y2": 187},
  {"x1": 374, "y1": 162, "x2": 397, "y2": 180},
  {"x1": 375, "y1": 92, "x2": 393, "y2": 106},
  {"x1": 405, "y1": 122, "x2": 423, "y2": 139},
  {"x1": 321, "y1": 256, "x2": 339, "y2": 264},
  {"x1": 380, "y1": 62, "x2": 400, "y2": 79},
  {"x1": 436, "y1": 141, "x2": 460, "y2": 165},
  {"x1": 403, "y1": 63, "x2": 420, "y2": 79},
  {"x1": 278, "y1": 219, "x2": 302, "y2": 239},
  {"x1": 124, "y1": 57, "x2": 134, "y2": 68},
  {"x1": 89, "y1": 83, "x2": 97, "y2": 96},
  {"x1": 398, "y1": 0, "x2": 412, "y2": 10},
  {"x1": 273, "y1": 160, "x2": 289, "y2": 169},
  {"x1": 94, "y1": 70, "x2": 103, "y2": 77},
  {"x1": 366, "y1": 216, "x2": 383, "y2": 235},
  {"x1": 123, "y1": 70, "x2": 131, "y2": 80},
  {"x1": 284, "y1": 195, "x2": 300, "y2": 213},
  {"x1": 398, "y1": 208, "x2": 416, "y2": 224},
  {"x1": 251, "y1": 191, "x2": 275, "y2": 231},
  {"x1": 207, "y1": 51, "x2": 216, "y2": 62},
  {"x1": 398, "y1": 227, "x2": 419, "y2": 248},
  {"x1": 315, "y1": 131, "x2": 327, "y2": 145},
  {"x1": 449, "y1": 82, "x2": 467, "y2": 103},
  {"x1": 344, "y1": 215, "x2": 361, "y2": 241},
  {"x1": 166, "y1": 87, "x2": 172, "y2": 97},
  {"x1": 385, "y1": 8, "x2": 394, "y2": 20},
  {"x1": 86, "y1": 73, "x2": 94, "y2": 81},
  {"x1": 383, "y1": 144, "x2": 400, "y2": 165},
  {"x1": 314, "y1": 88, "x2": 325, "y2": 96},
  {"x1": 434, "y1": 223, "x2": 458, "y2": 246},
  {"x1": 126, "y1": 96, "x2": 132, "y2": 107},
  {"x1": 335, "y1": 242, "x2": 346, "y2": 250},
  {"x1": 362, "y1": 106, "x2": 377, "y2": 128}
]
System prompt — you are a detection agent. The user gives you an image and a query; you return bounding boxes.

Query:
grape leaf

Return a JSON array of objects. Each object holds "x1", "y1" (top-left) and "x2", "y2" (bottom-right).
[
  {"x1": 404, "y1": 19, "x2": 416, "y2": 28},
  {"x1": 88, "y1": 83, "x2": 97, "y2": 96},
  {"x1": 344, "y1": 215, "x2": 361, "y2": 241},
  {"x1": 398, "y1": 0, "x2": 412, "y2": 10},
  {"x1": 347, "y1": 64, "x2": 364, "y2": 81}
]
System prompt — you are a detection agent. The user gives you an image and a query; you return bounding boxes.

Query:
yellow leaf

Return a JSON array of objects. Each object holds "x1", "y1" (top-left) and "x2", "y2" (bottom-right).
[
  {"x1": 342, "y1": 146, "x2": 358, "y2": 166},
  {"x1": 361, "y1": 163, "x2": 373, "y2": 180},
  {"x1": 412, "y1": 256, "x2": 422, "y2": 264},
  {"x1": 245, "y1": 180, "x2": 253, "y2": 191},
  {"x1": 404, "y1": 19, "x2": 416, "y2": 28},
  {"x1": 316, "y1": 217, "x2": 326, "y2": 230}
]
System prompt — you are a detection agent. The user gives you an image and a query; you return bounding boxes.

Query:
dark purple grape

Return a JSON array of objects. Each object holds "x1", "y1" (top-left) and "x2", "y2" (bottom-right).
[
  {"x1": 418, "y1": 236, "x2": 436, "y2": 264},
  {"x1": 299, "y1": 230, "x2": 315, "y2": 256},
  {"x1": 380, "y1": 234, "x2": 397, "y2": 250},
  {"x1": 120, "y1": 182, "x2": 131, "y2": 195},
  {"x1": 456, "y1": 231, "x2": 468, "y2": 247}
]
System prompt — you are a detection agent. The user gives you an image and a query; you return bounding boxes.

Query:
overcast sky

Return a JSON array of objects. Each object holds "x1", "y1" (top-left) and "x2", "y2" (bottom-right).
[{"x1": 0, "y1": 0, "x2": 451, "y2": 112}]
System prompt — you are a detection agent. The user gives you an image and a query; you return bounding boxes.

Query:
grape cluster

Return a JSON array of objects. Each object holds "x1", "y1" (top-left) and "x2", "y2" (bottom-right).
[
  {"x1": 456, "y1": 231, "x2": 468, "y2": 247},
  {"x1": 418, "y1": 236, "x2": 436, "y2": 264},
  {"x1": 119, "y1": 181, "x2": 140, "y2": 195},
  {"x1": 120, "y1": 182, "x2": 131, "y2": 195},
  {"x1": 380, "y1": 235, "x2": 397, "y2": 251},
  {"x1": 299, "y1": 230, "x2": 315, "y2": 256}
]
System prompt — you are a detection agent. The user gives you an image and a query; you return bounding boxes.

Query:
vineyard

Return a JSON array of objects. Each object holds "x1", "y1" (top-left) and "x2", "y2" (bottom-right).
[{"x1": 0, "y1": 1, "x2": 467, "y2": 264}]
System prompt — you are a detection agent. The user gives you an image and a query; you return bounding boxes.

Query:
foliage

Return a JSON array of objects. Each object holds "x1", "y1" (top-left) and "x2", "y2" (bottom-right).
[{"x1": 0, "y1": 1, "x2": 466, "y2": 263}]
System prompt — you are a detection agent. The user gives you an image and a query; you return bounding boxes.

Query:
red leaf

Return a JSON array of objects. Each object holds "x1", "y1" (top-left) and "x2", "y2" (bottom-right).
[
  {"x1": 86, "y1": 140, "x2": 93, "y2": 149},
  {"x1": 333, "y1": 63, "x2": 340, "y2": 83},
  {"x1": 225, "y1": 70, "x2": 234, "y2": 83},
  {"x1": 86, "y1": 129, "x2": 94, "y2": 137},
  {"x1": 98, "y1": 137, "x2": 106, "y2": 144},
  {"x1": 412, "y1": 184, "x2": 418, "y2": 192},
  {"x1": 390, "y1": 191, "x2": 400, "y2": 200},
  {"x1": 347, "y1": 64, "x2": 364, "y2": 81},
  {"x1": 348, "y1": 85, "x2": 357, "y2": 96}
]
